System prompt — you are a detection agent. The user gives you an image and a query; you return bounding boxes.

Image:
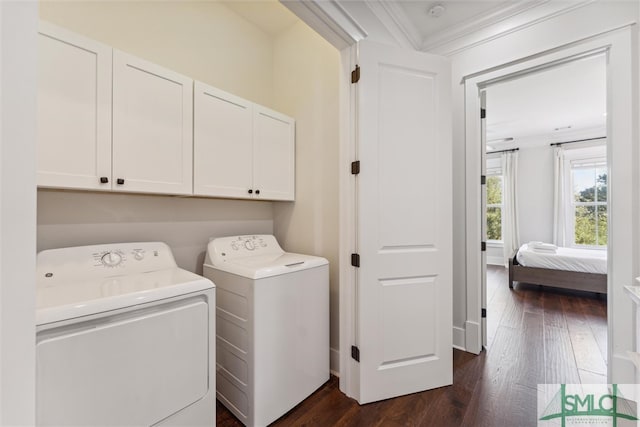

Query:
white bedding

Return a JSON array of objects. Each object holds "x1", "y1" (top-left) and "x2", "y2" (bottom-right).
[{"x1": 516, "y1": 243, "x2": 607, "y2": 274}]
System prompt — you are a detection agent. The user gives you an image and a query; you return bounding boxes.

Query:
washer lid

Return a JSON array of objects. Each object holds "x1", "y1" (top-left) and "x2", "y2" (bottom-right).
[
  {"x1": 206, "y1": 252, "x2": 327, "y2": 279},
  {"x1": 37, "y1": 267, "x2": 213, "y2": 325}
]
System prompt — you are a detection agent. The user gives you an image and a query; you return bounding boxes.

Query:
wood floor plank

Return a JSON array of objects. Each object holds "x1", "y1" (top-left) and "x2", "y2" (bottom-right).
[
  {"x1": 544, "y1": 325, "x2": 581, "y2": 384},
  {"x1": 561, "y1": 295, "x2": 608, "y2": 375},
  {"x1": 542, "y1": 289, "x2": 567, "y2": 329},
  {"x1": 579, "y1": 368, "x2": 607, "y2": 384}
]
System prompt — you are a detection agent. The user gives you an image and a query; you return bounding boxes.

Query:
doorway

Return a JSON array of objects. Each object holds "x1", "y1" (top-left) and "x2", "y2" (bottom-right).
[
  {"x1": 463, "y1": 28, "x2": 637, "y2": 382},
  {"x1": 480, "y1": 54, "x2": 608, "y2": 373}
]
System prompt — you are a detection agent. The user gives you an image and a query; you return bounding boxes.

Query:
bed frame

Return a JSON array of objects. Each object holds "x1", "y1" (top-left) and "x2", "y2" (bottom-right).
[{"x1": 508, "y1": 248, "x2": 607, "y2": 294}]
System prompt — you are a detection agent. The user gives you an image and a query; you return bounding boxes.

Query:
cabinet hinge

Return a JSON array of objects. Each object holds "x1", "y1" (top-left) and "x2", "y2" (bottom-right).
[
  {"x1": 351, "y1": 161, "x2": 360, "y2": 175},
  {"x1": 351, "y1": 345, "x2": 360, "y2": 362},
  {"x1": 480, "y1": 108, "x2": 486, "y2": 119},
  {"x1": 482, "y1": 308, "x2": 487, "y2": 318},
  {"x1": 351, "y1": 65, "x2": 360, "y2": 84},
  {"x1": 481, "y1": 241, "x2": 486, "y2": 252},
  {"x1": 351, "y1": 253, "x2": 360, "y2": 268},
  {"x1": 481, "y1": 175, "x2": 486, "y2": 185}
]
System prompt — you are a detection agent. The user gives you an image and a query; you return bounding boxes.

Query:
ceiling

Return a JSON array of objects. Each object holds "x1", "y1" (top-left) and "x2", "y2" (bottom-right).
[
  {"x1": 485, "y1": 54, "x2": 607, "y2": 150},
  {"x1": 397, "y1": 0, "x2": 509, "y2": 40},
  {"x1": 223, "y1": 1, "x2": 607, "y2": 149}
]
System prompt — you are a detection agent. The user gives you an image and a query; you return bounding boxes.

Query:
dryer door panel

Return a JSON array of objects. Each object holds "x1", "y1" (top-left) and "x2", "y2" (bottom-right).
[{"x1": 37, "y1": 300, "x2": 209, "y2": 426}]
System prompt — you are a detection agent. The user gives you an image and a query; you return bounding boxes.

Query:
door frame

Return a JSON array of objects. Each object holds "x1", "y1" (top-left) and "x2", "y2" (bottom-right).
[{"x1": 463, "y1": 27, "x2": 636, "y2": 382}]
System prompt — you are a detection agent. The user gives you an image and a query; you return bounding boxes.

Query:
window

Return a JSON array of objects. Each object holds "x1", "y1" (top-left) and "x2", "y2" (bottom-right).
[
  {"x1": 561, "y1": 145, "x2": 607, "y2": 249},
  {"x1": 486, "y1": 164, "x2": 503, "y2": 242},
  {"x1": 570, "y1": 159, "x2": 607, "y2": 247}
]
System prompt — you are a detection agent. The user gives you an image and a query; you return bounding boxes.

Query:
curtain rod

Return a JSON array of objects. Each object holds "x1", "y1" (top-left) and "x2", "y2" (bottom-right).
[
  {"x1": 550, "y1": 136, "x2": 606, "y2": 147},
  {"x1": 486, "y1": 148, "x2": 519, "y2": 155}
]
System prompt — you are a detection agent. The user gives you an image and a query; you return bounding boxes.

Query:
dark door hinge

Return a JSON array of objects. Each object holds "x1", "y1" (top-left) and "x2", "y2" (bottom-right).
[
  {"x1": 480, "y1": 108, "x2": 486, "y2": 119},
  {"x1": 351, "y1": 345, "x2": 360, "y2": 362},
  {"x1": 482, "y1": 308, "x2": 487, "y2": 318},
  {"x1": 481, "y1": 175, "x2": 486, "y2": 185},
  {"x1": 351, "y1": 65, "x2": 360, "y2": 84},
  {"x1": 351, "y1": 253, "x2": 360, "y2": 268},
  {"x1": 351, "y1": 160, "x2": 360, "y2": 175},
  {"x1": 481, "y1": 241, "x2": 486, "y2": 252}
]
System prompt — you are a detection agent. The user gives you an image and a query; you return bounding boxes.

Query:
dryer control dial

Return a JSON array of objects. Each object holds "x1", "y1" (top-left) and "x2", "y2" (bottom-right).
[
  {"x1": 244, "y1": 240, "x2": 255, "y2": 251},
  {"x1": 101, "y1": 251, "x2": 124, "y2": 267}
]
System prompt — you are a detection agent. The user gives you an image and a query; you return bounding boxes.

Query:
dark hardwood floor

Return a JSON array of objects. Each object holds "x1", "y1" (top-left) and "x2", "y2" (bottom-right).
[{"x1": 216, "y1": 265, "x2": 608, "y2": 426}]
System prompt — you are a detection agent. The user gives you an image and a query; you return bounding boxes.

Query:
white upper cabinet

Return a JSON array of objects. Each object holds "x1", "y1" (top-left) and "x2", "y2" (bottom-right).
[
  {"x1": 37, "y1": 22, "x2": 112, "y2": 190},
  {"x1": 112, "y1": 51, "x2": 193, "y2": 195},
  {"x1": 253, "y1": 106, "x2": 295, "y2": 201},
  {"x1": 193, "y1": 83, "x2": 253, "y2": 198},
  {"x1": 38, "y1": 23, "x2": 293, "y2": 201},
  {"x1": 194, "y1": 82, "x2": 295, "y2": 201}
]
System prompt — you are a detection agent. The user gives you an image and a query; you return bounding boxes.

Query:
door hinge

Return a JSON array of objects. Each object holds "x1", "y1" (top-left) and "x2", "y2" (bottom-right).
[
  {"x1": 351, "y1": 345, "x2": 360, "y2": 362},
  {"x1": 351, "y1": 253, "x2": 360, "y2": 267},
  {"x1": 351, "y1": 65, "x2": 360, "y2": 84},
  {"x1": 482, "y1": 308, "x2": 487, "y2": 318},
  {"x1": 351, "y1": 160, "x2": 360, "y2": 175},
  {"x1": 481, "y1": 175, "x2": 486, "y2": 185},
  {"x1": 481, "y1": 241, "x2": 486, "y2": 252},
  {"x1": 480, "y1": 108, "x2": 486, "y2": 119}
]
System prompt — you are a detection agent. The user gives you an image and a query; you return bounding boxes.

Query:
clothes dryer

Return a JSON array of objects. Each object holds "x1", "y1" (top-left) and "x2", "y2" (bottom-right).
[
  {"x1": 36, "y1": 242, "x2": 215, "y2": 426},
  {"x1": 204, "y1": 235, "x2": 329, "y2": 427}
]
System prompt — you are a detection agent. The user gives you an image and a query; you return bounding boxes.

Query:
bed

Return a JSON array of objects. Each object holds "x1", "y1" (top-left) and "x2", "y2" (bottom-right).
[{"x1": 508, "y1": 243, "x2": 607, "y2": 294}]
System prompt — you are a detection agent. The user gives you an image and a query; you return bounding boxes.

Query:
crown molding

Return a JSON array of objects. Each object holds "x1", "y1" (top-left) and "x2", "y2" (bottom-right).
[
  {"x1": 363, "y1": 0, "x2": 422, "y2": 50},
  {"x1": 280, "y1": 0, "x2": 367, "y2": 50},
  {"x1": 423, "y1": 0, "x2": 595, "y2": 56}
]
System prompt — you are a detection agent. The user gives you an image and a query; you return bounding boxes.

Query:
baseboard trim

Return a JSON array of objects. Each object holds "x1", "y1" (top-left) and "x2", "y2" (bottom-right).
[
  {"x1": 453, "y1": 326, "x2": 466, "y2": 351},
  {"x1": 611, "y1": 352, "x2": 635, "y2": 384},
  {"x1": 330, "y1": 347, "x2": 340, "y2": 377},
  {"x1": 465, "y1": 321, "x2": 482, "y2": 354},
  {"x1": 487, "y1": 255, "x2": 504, "y2": 266}
]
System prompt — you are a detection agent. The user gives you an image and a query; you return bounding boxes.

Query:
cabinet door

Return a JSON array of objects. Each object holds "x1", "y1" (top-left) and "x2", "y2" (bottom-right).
[
  {"x1": 37, "y1": 22, "x2": 112, "y2": 190},
  {"x1": 193, "y1": 82, "x2": 253, "y2": 198},
  {"x1": 253, "y1": 106, "x2": 295, "y2": 201},
  {"x1": 112, "y1": 51, "x2": 193, "y2": 195}
]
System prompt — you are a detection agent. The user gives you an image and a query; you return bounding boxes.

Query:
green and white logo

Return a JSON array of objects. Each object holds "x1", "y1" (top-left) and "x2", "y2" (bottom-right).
[{"x1": 538, "y1": 384, "x2": 639, "y2": 426}]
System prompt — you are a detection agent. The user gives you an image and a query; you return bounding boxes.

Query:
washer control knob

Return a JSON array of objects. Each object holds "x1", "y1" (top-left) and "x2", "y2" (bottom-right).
[
  {"x1": 132, "y1": 249, "x2": 145, "y2": 261},
  {"x1": 101, "y1": 251, "x2": 123, "y2": 267},
  {"x1": 231, "y1": 242, "x2": 239, "y2": 250},
  {"x1": 244, "y1": 240, "x2": 255, "y2": 251}
]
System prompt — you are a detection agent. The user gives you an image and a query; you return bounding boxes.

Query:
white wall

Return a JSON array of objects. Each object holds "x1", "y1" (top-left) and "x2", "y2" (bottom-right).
[
  {"x1": 0, "y1": 1, "x2": 38, "y2": 424},
  {"x1": 272, "y1": 21, "x2": 341, "y2": 371},
  {"x1": 37, "y1": 191, "x2": 273, "y2": 274},
  {"x1": 517, "y1": 145, "x2": 554, "y2": 244}
]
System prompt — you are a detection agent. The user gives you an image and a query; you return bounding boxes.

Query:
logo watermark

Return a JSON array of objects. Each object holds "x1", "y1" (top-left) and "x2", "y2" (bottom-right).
[{"x1": 538, "y1": 384, "x2": 640, "y2": 426}]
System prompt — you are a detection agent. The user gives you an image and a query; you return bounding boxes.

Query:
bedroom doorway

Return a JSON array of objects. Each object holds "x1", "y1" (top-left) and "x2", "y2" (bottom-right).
[{"x1": 479, "y1": 53, "x2": 609, "y2": 382}]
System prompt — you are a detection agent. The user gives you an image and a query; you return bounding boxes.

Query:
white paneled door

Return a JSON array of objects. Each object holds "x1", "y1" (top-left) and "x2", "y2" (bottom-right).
[
  {"x1": 112, "y1": 51, "x2": 193, "y2": 195},
  {"x1": 356, "y1": 40, "x2": 452, "y2": 403}
]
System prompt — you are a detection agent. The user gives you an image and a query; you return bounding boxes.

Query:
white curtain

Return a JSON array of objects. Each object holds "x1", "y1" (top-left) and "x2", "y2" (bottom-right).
[
  {"x1": 552, "y1": 146, "x2": 566, "y2": 247},
  {"x1": 501, "y1": 151, "x2": 519, "y2": 266}
]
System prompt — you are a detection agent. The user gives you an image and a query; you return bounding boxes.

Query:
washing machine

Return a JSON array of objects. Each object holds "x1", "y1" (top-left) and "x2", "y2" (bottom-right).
[
  {"x1": 203, "y1": 235, "x2": 329, "y2": 427},
  {"x1": 36, "y1": 242, "x2": 216, "y2": 427}
]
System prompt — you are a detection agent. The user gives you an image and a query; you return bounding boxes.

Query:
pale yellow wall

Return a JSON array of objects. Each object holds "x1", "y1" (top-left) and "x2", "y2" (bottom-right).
[
  {"x1": 37, "y1": 0, "x2": 277, "y2": 273},
  {"x1": 272, "y1": 22, "x2": 341, "y2": 362},
  {"x1": 39, "y1": 0, "x2": 273, "y2": 106}
]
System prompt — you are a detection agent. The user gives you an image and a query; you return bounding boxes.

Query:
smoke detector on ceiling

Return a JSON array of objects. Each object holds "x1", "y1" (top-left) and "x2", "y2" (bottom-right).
[{"x1": 428, "y1": 4, "x2": 446, "y2": 18}]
